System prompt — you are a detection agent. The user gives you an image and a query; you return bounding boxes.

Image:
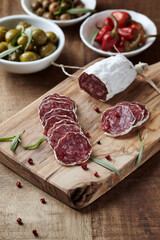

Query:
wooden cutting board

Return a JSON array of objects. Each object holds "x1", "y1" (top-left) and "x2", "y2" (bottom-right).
[{"x1": 0, "y1": 58, "x2": 160, "y2": 209}]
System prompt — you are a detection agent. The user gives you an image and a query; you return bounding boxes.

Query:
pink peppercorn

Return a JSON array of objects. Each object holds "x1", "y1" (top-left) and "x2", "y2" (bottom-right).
[
  {"x1": 32, "y1": 229, "x2": 38, "y2": 236},
  {"x1": 85, "y1": 132, "x2": 90, "y2": 138},
  {"x1": 28, "y1": 158, "x2": 34, "y2": 165},
  {"x1": 94, "y1": 171, "x2": 99, "y2": 177},
  {"x1": 16, "y1": 182, "x2": 22, "y2": 188},
  {"x1": 81, "y1": 164, "x2": 88, "y2": 170},
  {"x1": 40, "y1": 198, "x2": 46, "y2": 204},
  {"x1": 105, "y1": 155, "x2": 111, "y2": 160},
  {"x1": 17, "y1": 218, "x2": 22, "y2": 225},
  {"x1": 94, "y1": 107, "x2": 100, "y2": 113}
]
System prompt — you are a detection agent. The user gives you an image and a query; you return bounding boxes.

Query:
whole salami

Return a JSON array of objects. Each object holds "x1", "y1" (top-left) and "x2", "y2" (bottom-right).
[
  {"x1": 54, "y1": 132, "x2": 92, "y2": 166},
  {"x1": 78, "y1": 54, "x2": 137, "y2": 102}
]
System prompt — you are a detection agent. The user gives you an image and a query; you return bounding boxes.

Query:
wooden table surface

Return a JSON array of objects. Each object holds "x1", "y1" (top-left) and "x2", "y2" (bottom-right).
[{"x1": 0, "y1": 0, "x2": 160, "y2": 239}]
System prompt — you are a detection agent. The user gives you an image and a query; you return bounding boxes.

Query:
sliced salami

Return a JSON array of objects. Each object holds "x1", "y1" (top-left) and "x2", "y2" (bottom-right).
[
  {"x1": 43, "y1": 115, "x2": 72, "y2": 136},
  {"x1": 47, "y1": 119, "x2": 79, "y2": 138},
  {"x1": 117, "y1": 102, "x2": 144, "y2": 127},
  {"x1": 132, "y1": 102, "x2": 149, "y2": 123},
  {"x1": 39, "y1": 100, "x2": 75, "y2": 121},
  {"x1": 51, "y1": 119, "x2": 79, "y2": 132},
  {"x1": 101, "y1": 105, "x2": 136, "y2": 136},
  {"x1": 40, "y1": 96, "x2": 77, "y2": 113},
  {"x1": 41, "y1": 108, "x2": 78, "y2": 125},
  {"x1": 44, "y1": 93, "x2": 76, "y2": 110},
  {"x1": 48, "y1": 124, "x2": 81, "y2": 149},
  {"x1": 54, "y1": 132, "x2": 92, "y2": 166}
]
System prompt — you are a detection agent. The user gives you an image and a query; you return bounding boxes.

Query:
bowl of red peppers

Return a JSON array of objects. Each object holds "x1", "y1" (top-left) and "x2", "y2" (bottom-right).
[{"x1": 80, "y1": 9, "x2": 157, "y2": 57}]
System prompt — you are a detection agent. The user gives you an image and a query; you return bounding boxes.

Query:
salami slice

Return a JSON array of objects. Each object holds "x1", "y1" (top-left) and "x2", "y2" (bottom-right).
[
  {"x1": 39, "y1": 100, "x2": 75, "y2": 121},
  {"x1": 48, "y1": 124, "x2": 81, "y2": 149},
  {"x1": 54, "y1": 132, "x2": 92, "y2": 166},
  {"x1": 117, "y1": 102, "x2": 144, "y2": 127},
  {"x1": 41, "y1": 108, "x2": 78, "y2": 125},
  {"x1": 101, "y1": 105, "x2": 136, "y2": 136},
  {"x1": 52, "y1": 119, "x2": 79, "y2": 132},
  {"x1": 132, "y1": 102, "x2": 149, "y2": 123},
  {"x1": 43, "y1": 93, "x2": 77, "y2": 111},
  {"x1": 43, "y1": 115, "x2": 72, "y2": 136}
]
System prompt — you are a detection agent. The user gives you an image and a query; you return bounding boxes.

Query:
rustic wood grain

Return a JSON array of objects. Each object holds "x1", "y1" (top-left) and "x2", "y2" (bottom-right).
[
  {"x1": 0, "y1": 0, "x2": 160, "y2": 239},
  {"x1": 0, "y1": 59, "x2": 160, "y2": 210}
]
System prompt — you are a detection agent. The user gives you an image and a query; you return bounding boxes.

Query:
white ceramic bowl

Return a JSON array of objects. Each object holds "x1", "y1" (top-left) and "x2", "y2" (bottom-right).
[
  {"x1": 80, "y1": 9, "x2": 157, "y2": 57},
  {"x1": 0, "y1": 14, "x2": 65, "y2": 74},
  {"x1": 21, "y1": 0, "x2": 96, "y2": 27}
]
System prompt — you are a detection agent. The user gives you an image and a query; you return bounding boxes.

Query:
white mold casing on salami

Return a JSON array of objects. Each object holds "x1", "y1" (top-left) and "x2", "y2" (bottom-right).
[{"x1": 79, "y1": 54, "x2": 137, "y2": 101}]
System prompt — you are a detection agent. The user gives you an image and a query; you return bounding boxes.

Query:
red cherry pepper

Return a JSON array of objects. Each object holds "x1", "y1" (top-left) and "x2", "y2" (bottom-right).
[
  {"x1": 102, "y1": 16, "x2": 114, "y2": 27},
  {"x1": 116, "y1": 33, "x2": 142, "y2": 52},
  {"x1": 95, "y1": 25, "x2": 113, "y2": 43},
  {"x1": 130, "y1": 21, "x2": 146, "y2": 44},
  {"x1": 101, "y1": 15, "x2": 119, "y2": 51},
  {"x1": 115, "y1": 37, "x2": 126, "y2": 52},
  {"x1": 111, "y1": 11, "x2": 131, "y2": 27},
  {"x1": 118, "y1": 27, "x2": 138, "y2": 41},
  {"x1": 102, "y1": 33, "x2": 118, "y2": 51}
]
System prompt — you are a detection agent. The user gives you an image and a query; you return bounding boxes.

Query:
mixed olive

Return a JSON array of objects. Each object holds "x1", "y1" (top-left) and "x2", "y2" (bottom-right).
[
  {"x1": 0, "y1": 21, "x2": 58, "y2": 62},
  {"x1": 31, "y1": 0, "x2": 85, "y2": 20}
]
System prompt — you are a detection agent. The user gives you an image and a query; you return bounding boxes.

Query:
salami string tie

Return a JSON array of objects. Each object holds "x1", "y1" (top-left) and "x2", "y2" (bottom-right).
[{"x1": 51, "y1": 62, "x2": 86, "y2": 77}]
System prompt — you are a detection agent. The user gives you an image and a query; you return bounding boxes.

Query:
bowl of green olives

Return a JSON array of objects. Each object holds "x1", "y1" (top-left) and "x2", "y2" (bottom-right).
[
  {"x1": 21, "y1": 0, "x2": 96, "y2": 27},
  {"x1": 0, "y1": 15, "x2": 65, "y2": 74}
]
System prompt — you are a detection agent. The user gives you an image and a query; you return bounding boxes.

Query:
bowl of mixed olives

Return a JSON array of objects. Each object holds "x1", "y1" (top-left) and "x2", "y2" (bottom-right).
[
  {"x1": 21, "y1": 0, "x2": 96, "y2": 27},
  {"x1": 0, "y1": 15, "x2": 65, "y2": 74}
]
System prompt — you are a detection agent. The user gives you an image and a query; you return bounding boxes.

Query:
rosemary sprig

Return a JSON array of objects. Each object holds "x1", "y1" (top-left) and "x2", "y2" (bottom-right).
[
  {"x1": 10, "y1": 130, "x2": 25, "y2": 152},
  {"x1": 25, "y1": 26, "x2": 33, "y2": 51},
  {"x1": 137, "y1": 130, "x2": 148, "y2": 167},
  {"x1": 91, "y1": 29, "x2": 99, "y2": 45},
  {"x1": 90, "y1": 156, "x2": 120, "y2": 176},
  {"x1": 23, "y1": 137, "x2": 46, "y2": 150},
  {"x1": 66, "y1": 8, "x2": 96, "y2": 15},
  {"x1": 0, "y1": 136, "x2": 16, "y2": 141},
  {"x1": 0, "y1": 45, "x2": 22, "y2": 59}
]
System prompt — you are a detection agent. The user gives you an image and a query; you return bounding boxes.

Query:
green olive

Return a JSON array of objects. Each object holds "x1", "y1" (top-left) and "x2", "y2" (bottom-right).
[
  {"x1": 35, "y1": 7, "x2": 45, "y2": 16},
  {"x1": 16, "y1": 21, "x2": 31, "y2": 31},
  {"x1": 0, "y1": 26, "x2": 7, "y2": 42},
  {"x1": 17, "y1": 35, "x2": 34, "y2": 50},
  {"x1": 61, "y1": 2, "x2": 70, "y2": 10},
  {"x1": 32, "y1": 28, "x2": 47, "y2": 45},
  {"x1": 5, "y1": 29, "x2": 20, "y2": 43},
  {"x1": 19, "y1": 51, "x2": 38, "y2": 62},
  {"x1": 8, "y1": 49, "x2": 22, "y2": 62},
  {"x1": 42, "y1": 0, "x2": 50, "y2": 10},
  {"x1": 49, "y1": 2, "x2": 60, "y2": 13},
  {"x1": 0, "y1": 41, "x2": 8, "y2": 53},
  {"x1": 31, "y1": 0, "x2": 42, "y2": 10},
  {"x1": 39, "y1": 42, "x2": 56, "y2": 57},
  {"x1": 42, "y1": 11, "x2": 54, "y2": 19},
  {"x1": 17, "y1": 35, "x2": 28, "y2": 49},
  {"x1": 60, "y1": 13, "x2": 71, "y2": 20},
  {"x1": 46, "y1": 32, "x2": 58, "y2": 44}
]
